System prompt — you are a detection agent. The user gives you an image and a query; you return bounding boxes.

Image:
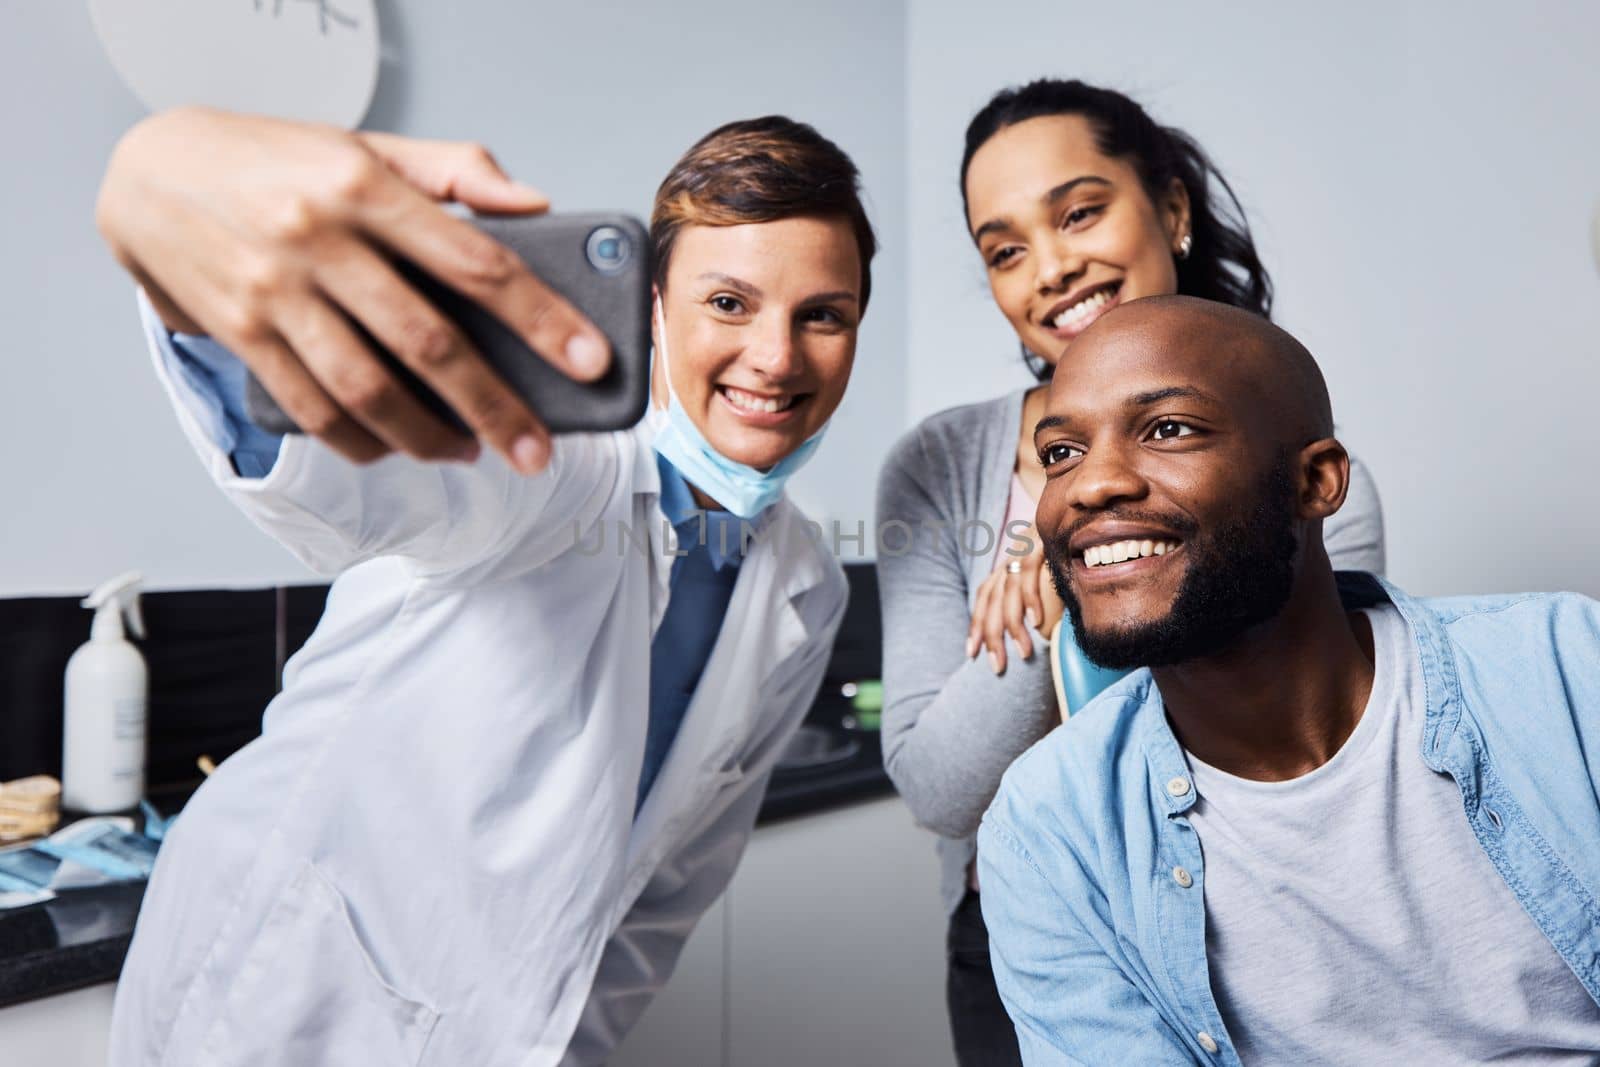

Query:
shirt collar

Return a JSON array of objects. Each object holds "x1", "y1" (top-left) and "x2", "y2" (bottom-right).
[
  {"x1": 655, "y1": 451, "x2": 746, "y2": 572},
  {"x1": 1143, "y1": 570, "x2": 1408, "y2": 815}
]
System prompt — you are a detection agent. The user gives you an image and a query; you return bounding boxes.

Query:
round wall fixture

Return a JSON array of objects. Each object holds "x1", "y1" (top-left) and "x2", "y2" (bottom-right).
[{"x1": 89, "y1": 0, "x2": 380, "y2": 128}]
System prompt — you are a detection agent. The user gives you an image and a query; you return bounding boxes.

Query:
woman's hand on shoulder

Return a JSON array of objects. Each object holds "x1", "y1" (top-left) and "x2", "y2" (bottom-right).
[{"x1": 967, "y1": 529, "x2": 1048, "y2": 674}]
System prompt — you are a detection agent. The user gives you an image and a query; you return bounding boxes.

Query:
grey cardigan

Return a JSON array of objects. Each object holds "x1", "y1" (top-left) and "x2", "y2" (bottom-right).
[{"x1": 875, "y1": 389, "x2": 1387, "y2": 915}]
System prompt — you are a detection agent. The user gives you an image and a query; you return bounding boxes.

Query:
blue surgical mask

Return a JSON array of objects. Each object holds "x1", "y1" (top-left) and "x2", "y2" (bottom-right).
[{"x1": 650, "y1": 298, "x2": 827, "y2": 519}]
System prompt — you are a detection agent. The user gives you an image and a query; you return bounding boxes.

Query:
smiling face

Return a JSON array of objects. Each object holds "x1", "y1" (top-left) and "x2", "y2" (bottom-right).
[
  {"x1": 1032, "y1": 298, "x2": 1340, "y2": 668},
  {"x1": 963, "y1": 114, "x2": 1190, "y2": 365},
  {"x1": 651, "y1": 216, "x2": 862, "y2": 470}
]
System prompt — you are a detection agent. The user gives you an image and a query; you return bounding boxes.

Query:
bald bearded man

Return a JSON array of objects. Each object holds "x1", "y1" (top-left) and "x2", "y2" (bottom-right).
[{"x1": 976, "y1": 297, "x2": 1600, "y2": 1066}]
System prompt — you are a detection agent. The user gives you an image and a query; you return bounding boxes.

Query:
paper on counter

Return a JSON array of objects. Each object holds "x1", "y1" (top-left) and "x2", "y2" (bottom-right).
[{"x1": 0, "y1": 815, "x2": 159, "y2": 910}]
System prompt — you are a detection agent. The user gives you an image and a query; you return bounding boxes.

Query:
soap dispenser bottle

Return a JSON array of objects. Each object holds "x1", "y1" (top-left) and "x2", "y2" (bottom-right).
[{"x1": 62, "y1": 572, "x2": 148, "y2": 813}]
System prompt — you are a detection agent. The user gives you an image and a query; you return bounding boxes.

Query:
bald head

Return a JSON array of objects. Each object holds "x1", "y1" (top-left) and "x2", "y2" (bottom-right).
[
  {"x1": 1033, "y1": 295, "x2": 1353, "y2": 674},
  {"x1": 1059, "y1": 295, "x2": 1333, "y2": 448}
]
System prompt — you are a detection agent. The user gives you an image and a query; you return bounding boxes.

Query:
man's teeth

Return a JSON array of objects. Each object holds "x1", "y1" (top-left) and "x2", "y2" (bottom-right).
[
  {"x1": 1082, "y1": 539, "x2": 1178, "y2": 567},
  {"x1": 1051, "y1": 288, "x2": 1114, "y2": 329},
  {"x1": 722, "y1": 387, "x2": 795, "y2": 414}
]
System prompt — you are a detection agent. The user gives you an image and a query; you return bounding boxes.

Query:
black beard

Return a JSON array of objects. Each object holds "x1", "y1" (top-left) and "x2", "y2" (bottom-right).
[{"x1": 1047, "y1": 456, "x2": 1299, "y2": 670}]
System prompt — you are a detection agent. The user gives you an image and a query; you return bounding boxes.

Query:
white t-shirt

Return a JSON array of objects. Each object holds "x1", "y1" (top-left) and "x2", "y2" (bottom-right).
[{"x1": 1185, "y1": 602, "x2": 1600, "y2": 1064}]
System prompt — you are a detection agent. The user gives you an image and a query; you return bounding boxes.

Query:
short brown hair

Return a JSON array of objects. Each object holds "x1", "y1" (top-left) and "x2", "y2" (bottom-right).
[{"x1": 650, "y1": 116, "x2": 876, "y2": 311}]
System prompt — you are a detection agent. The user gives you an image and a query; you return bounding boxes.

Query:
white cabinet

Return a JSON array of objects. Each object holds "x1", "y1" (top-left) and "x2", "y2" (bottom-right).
[
  {"x1": 0, "y1": 983, "x2": 114, "y2": 1066},
  {"x1": 610, "y1": 895, "x2": 727, "y2": 1067},
  {"x1": 613, "y1": 797, "x2": 956, "y2": 1067},
  {"x1": 725, "y1": 798, "x2": 955, "y2": 1067}
]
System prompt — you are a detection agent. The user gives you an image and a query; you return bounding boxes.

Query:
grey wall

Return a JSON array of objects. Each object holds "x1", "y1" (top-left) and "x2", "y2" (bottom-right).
[
  {"x1": 0, "y1": 0, "x2": 908, "y2": 593},
  {"x1": 6, "y1": 3, "x2": 1597, "y2": 595},
  {"x1": 906, "y1": 0, "x2": 1600, "y2": 598}
]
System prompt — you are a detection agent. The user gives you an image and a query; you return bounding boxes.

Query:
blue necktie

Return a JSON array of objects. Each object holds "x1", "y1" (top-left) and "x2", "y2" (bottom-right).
[{"x1": 636, "y1": 514, "x2": 741, "y2": 811}]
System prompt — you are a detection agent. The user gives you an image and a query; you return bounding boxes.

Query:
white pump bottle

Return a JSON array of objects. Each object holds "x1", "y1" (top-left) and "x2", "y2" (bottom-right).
[{"x1": 62, "y1": 571, "x2": 148, "y2": 813}]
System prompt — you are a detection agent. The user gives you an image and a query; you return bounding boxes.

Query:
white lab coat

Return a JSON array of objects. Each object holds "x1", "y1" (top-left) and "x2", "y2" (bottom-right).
[{"x1": 109, "y1": 300, "x2": 848, "y2": 1067}]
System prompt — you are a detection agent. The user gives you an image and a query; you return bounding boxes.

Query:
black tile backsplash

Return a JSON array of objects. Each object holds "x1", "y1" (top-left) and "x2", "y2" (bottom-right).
[
  {"x1": 0, "y1": 585, "x2": 330, "y2": 790},
  {"x1": 828, "y1": 563, "x2": 881, "y2": 683},
  {"x1": 279, "y1": 584, "x2": 330, "y2": 683},
  {"x1": 140, "y1": 589, "x2": 276, "y2": 787},
  {"x1": 0, "y1": 597, "x2": 92, "y2": 783},
  {"x1": 3, "y1": 566, "x2": 882, "y2": 795}
]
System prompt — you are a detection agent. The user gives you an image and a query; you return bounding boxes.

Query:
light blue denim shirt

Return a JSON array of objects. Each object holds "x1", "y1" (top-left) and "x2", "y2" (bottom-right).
[
  {"x1": 154, "y1": 327, "x2": 286, "y2": 478},
  {"x1": 977, "y1": 573, "x2": 1600, "y2": 1065}
]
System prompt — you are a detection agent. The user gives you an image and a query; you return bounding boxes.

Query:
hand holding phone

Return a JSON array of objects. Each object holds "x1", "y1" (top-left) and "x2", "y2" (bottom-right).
[
  {"x1": 245, "y1": 213, "x2": 652, "y2": 441},
  {"x1": 97, "y1": 108, "x2": 615, "y2": 472}
]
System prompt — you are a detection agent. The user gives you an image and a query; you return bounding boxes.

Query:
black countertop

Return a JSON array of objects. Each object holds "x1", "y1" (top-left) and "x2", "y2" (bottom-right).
[
  {"x1": 758, "y1": 690, "x2": 893, "y2": 824},
  {"x1": 0, "y1": 882, "x2": 144, "y2": 1008}
]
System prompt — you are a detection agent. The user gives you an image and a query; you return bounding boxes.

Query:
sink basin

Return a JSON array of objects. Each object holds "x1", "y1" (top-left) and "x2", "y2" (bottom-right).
[{"x1": 775, "y1": 724, "x2": 861, "y2": 772}]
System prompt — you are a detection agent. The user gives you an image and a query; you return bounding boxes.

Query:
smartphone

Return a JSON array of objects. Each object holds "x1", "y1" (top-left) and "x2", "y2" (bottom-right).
[{"x1": 244, "y1": 212, "x2": 653, "y2": 436}]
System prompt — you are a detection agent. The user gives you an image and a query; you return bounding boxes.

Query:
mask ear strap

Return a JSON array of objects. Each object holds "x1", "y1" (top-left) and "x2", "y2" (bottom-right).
[{"x1": 653, "y1": 296, "x2": 676, "y2": 406}]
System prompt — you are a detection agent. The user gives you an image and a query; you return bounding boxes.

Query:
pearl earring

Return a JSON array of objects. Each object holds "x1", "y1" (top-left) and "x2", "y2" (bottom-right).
[{"x1": 1177, "y1": 234, "x2": 1193, "y2": 260}]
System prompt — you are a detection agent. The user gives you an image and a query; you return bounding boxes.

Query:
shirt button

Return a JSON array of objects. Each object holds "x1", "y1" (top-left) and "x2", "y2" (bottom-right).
[
  {"x1": 1167, "y1": 776, "x2": 1192, "y2": 798},
  {"x1": 1197, "y1": 1031, "x2": 1219, "y2": 1054},
  {"x1": 1172, "y1": 866, "x2": 1193, "y2": 889}
]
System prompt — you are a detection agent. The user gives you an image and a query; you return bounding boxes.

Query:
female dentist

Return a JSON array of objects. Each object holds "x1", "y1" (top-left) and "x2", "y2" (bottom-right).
[{"x1": 95, "y1": 109, "x2": 875, "y2": 1066}]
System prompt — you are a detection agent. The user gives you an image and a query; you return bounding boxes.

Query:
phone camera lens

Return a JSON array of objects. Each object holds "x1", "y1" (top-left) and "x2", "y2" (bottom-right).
[{"x1": 586, "y1": 226, "x2": 631, "y2": 275}]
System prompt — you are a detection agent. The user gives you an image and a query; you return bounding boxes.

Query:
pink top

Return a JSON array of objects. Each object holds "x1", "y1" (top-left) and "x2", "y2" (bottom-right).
[{"x1": 991, "y1": 473, "x2": 1038, "y2": 573}]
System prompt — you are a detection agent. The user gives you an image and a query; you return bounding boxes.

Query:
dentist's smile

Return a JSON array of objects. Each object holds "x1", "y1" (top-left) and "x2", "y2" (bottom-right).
[{"x1": 715, "y1": 384, "x2": 811, "y2": 428}]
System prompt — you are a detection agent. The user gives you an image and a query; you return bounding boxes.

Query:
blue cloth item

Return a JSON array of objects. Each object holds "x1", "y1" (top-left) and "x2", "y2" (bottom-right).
[
  {"x1": 162, "y1": 331, "x2": 285, "y2": 478},
  {"x1": 138, "y1": 799, "x2": 174, "y2": 842},
  {"x1": 977, "y1": 573, "x2": 1600, "y2": 1065},
  {"x1": 1053, "y1": 625, "x2": 1130, "y2": 716},
  {"x1": 637, "y1": 453, "x2": 744, "y2": 810}
]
